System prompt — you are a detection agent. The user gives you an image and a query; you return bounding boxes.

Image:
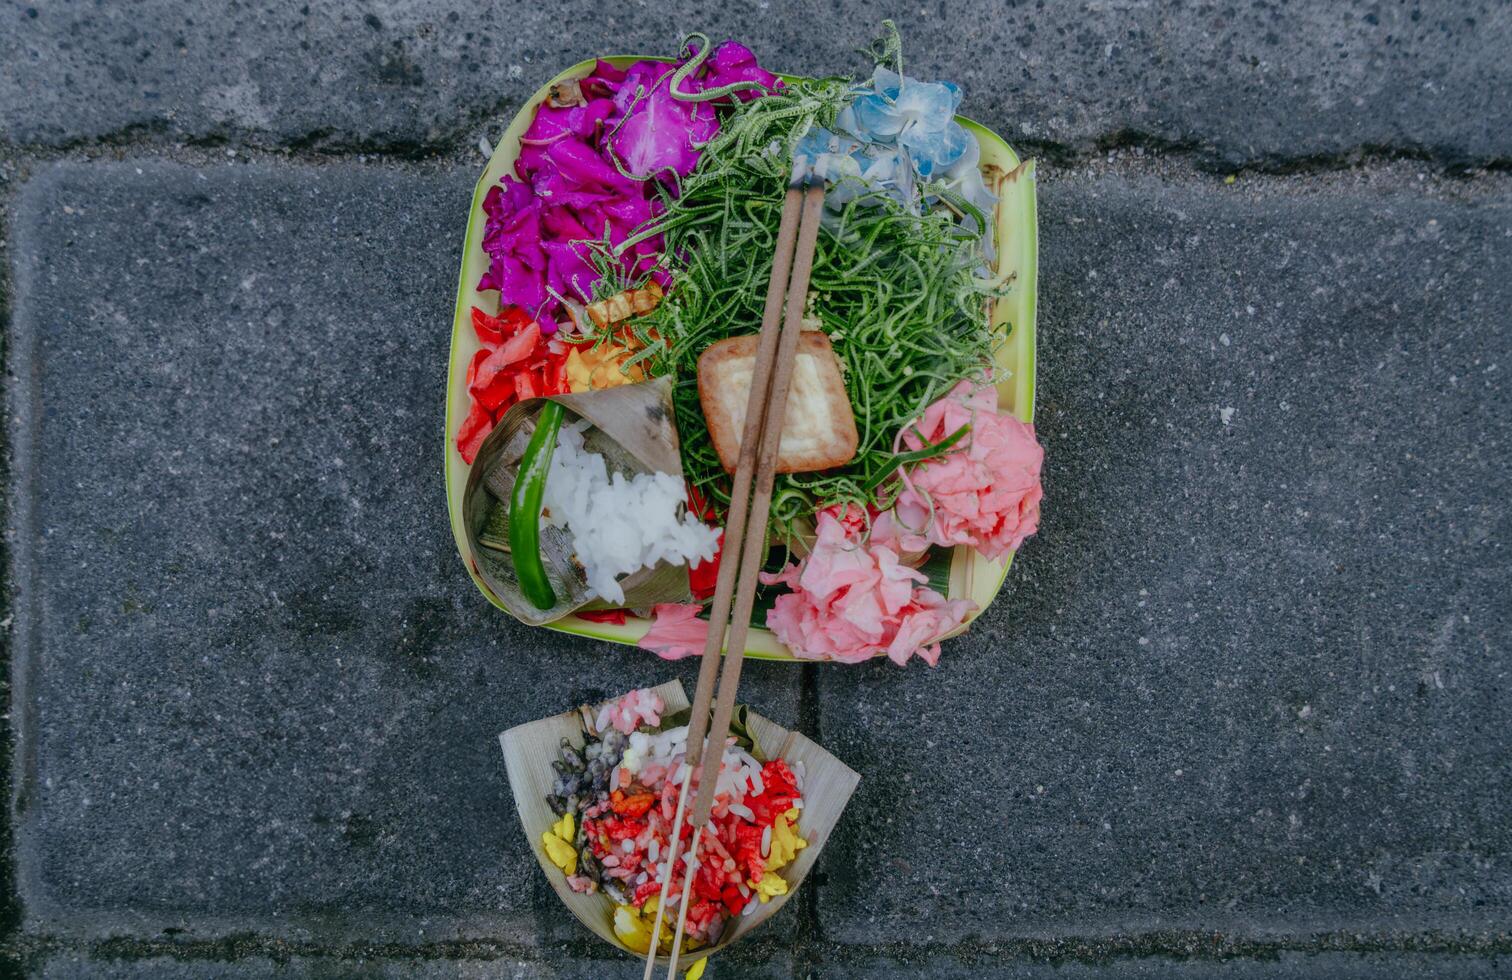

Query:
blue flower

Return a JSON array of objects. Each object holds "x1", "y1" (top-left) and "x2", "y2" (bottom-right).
[
  {"x1": 793, "y1": 124, "x2": 914, "y2": 210},
  {"x1": 843, "y1": 67, "x2": 971, "y2": 177},
  {"x1": 932, "y1": 131, "x2": 999, "y2": 259},
  {"x1": 793, "y1": 126, "x2": 861, "y2": 179},
  {"x1": 793, "y1": 66, "x2": 995, "y2": 236}
]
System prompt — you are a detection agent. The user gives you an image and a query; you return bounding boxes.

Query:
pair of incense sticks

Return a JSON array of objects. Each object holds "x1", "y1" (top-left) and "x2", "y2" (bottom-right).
[{"x1": 643, "y1": 176, "x2": 827, "y2": 979}]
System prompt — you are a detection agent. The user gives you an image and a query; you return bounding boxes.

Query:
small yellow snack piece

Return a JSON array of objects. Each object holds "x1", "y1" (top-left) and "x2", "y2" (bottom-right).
[
  {"x1": 685, "y1": 957, "x2": 708, "y2": 979},
  {"x1": 565, "y1": 341, "x2": 646, "y2": 393},
  {"x1": 551, "y1": 812, "x2": 575, "y2": 843},
  {"x1": 765, "y1": 808, "x2": 808, "y2": 872},
  {"x1": 541, "y1": 831, "x2": 577, "y2": 875},
  {"x1": 614, "y1": 903, "x2": 683, "y2": 955},
  {"x1": 613, "y1": 904, "x2": 651, "y2": 953},
  {"x1": 753, "y1": 870, "x2": 789, "y2": 903},
  {"x1": 586, "y1": 279, "x2": 664, "y2": 329}
]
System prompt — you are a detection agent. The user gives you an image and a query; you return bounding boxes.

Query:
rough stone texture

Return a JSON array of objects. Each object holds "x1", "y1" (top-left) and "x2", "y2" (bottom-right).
[
  {"x1": 4, "y1": 160, "x2": 802, "y2": 945},
  {"x1": 34, "y1": 949, "x2": 796, "y2": 979},
  {"x1": 3, "y1": 1, "x2": 1511, "y2": 166},
  {"x1": 817, "y1": 951, "x2": 1512, "y2": 979},
  {"x1": 30, "y1": 950, "x2": 1512, "y2": 979},
  {"x1": 816, "y1": 171, "x2": 1512, "y2": 944},
  {"x1": 5, "y1": 43, "x2": 1512, "y2": 973}
]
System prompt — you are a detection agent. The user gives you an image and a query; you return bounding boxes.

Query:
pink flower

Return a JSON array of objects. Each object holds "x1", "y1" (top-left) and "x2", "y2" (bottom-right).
[
  {"x1": 893, "y1": 381, "x2": 1044, "y2": 560},
  {"x1": 637, "y1": 603, "x2": 708, "y2": 661},
  {"x1": 595, "y1": 687, "x2": 666, "y2": 734},
  {"x1": 759, "y1": 510, "x2": 975, "y2": 666}
]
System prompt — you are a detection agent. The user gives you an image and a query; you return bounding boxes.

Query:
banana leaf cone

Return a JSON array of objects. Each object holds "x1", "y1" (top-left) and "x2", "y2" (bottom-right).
[
  {"x1": 463, "y1": 376, "x2": 695, "y2": 626},
  {"x1": 499, "y1": 680, "x2": 860, "y2": 966}
]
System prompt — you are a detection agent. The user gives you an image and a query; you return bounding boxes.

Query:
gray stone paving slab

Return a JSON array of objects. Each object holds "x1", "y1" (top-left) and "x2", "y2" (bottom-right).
[
  {"x1": 818, "y1": 950, "x2": 1512, "y2": 979},
  {"x1": 3, "y1": 1, "x2": 1510, "y2": 166},
  {"x1": 4, "y1": 159, "x2": 802, "y2": 945},
  {"x1": 34, "y1": 949, "x2": 795, "y2": 978},
  {"x1": 28, "y1": 948, "x2": 1512, "y2": 978},
  {"x1": 815, "y1": 171, "x2": 1512, "y2": 944}
]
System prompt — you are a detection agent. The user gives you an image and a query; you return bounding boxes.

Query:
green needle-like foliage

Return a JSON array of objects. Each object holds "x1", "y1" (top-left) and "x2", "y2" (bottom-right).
[{"x1": 621, "y1": 74, "x2": 1007, "y2": 541}]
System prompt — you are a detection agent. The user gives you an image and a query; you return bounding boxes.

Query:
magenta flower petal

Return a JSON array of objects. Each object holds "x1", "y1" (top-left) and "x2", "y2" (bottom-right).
[
  {"x1": 605, "y1": 58, "x2": 722, "y2": 178},
  {"x1": 542, "y1": 206, "x2": 594, "y2": 241},
  {"x1": 609, "y1": 88, "x2": 718, "y2": 177},
  {"x1": 702, "y1": 40, "x2": 780, "y2": 102},
  {"x1": 478, "y1": 181, "x2": 551, "y2": 310},
  {"x1": 483, "y1": 178, "x2": 533, "y2": 222},
  {"x1": 589, "y1": 58, "x2": 629, "y2": 89},
  {"x1": 496, "y1": 253, "x2": 546, "y2": 310},
  {"x1": 547, "y1": 136, "x2": 629, "y2": 188},
  {"x1": 516, "y1": 141, "x2": 553, "y2": 179},
  {"x1": 523, "y1": 98, "x2": 613, "y2": 144},
  {"x1": 541, "y1": 238, "x2": 597, "y2": 302}
]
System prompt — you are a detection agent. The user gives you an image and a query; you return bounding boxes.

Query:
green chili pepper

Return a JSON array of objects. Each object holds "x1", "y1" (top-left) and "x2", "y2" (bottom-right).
[{"x1": 510, "y1": 400, "x2": 566, "y2": 610}]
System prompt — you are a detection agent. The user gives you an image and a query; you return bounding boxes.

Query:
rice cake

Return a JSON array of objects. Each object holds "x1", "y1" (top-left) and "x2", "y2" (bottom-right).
[{"x1": 697, "y1": 332, "x2": 859, "y2": 474}]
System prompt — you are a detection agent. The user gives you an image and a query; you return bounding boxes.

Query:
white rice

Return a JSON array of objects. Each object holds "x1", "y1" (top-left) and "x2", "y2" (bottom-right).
[
  {"x1": 542, "y1": 421, "x2": 721, "y2": 604},
  {"x1": 761, "y1": 825, "x2": 772, "y2": 858}
]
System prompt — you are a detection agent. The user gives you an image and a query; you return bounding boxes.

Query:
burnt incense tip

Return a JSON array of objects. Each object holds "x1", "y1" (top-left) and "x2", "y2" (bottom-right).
[{"x1": 786, "y1": 160, "x2": 826, "y2": 190}]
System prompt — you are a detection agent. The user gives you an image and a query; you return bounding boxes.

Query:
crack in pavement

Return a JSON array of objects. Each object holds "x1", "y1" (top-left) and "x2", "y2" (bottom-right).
[
  {"x1": 7, "y1": 125, "x2": 1512, "y2": 180},
  {"x1": 4, "y1": 925, "x2": 1512, "y2": 972}
]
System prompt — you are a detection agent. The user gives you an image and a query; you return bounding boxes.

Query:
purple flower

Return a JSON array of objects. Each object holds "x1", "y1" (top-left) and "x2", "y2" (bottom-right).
[
  {"x1": 700, "y1": 40, "x2": 780, "y2": 102},
  {"x1": 608, "y1": 60, "x2": 720, "y2": 178},
  {"x1": 479, "y1": 40, "x2": 779, "y2": 329}
]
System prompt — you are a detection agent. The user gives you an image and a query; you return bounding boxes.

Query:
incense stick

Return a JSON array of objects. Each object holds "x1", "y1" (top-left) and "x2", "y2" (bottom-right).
[
  {"x1": 690, "y1": 183, "x2": 825, "y2": 825},
  {"x1": 641, "y1": 185, "x2": 805, "y2": 980},
  {"x1": 652, "y1": 179, "x2": 827, "y2": 979}
]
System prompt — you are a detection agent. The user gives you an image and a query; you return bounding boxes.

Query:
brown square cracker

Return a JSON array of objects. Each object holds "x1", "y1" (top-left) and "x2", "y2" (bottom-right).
[{"x1": 697, "y1": 332, "x2": 859, "y2": 474}]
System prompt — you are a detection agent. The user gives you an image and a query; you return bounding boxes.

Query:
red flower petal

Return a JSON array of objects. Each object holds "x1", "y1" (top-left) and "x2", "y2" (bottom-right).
[
  {"x1": 500, "y1": 306, "x2": 534, "y2": 333},
  {"x1": 469, "y1": 322, "x2": 542, "y2": 409},
  {"x1": 685, "y1": 487, "x2": 722, "y2": 599},
  {"x1": 471, "y1": 306, "x2": 505, "y2": 346},
  {"x1": 688, "y1": 533, "x2": 721, "y2": 600},
  {"x1": 455, "y1": 401, "x2": 495, "y2": 465},
  {"x1": 465, "y1": 347, "x2": 492, "y2": 390},
  {"x1": 686, "y1": 484, "x2": 716, "y2": 520},
  {"x1": 576, "y1": 609, "x2": 629, "y2": 625}
]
